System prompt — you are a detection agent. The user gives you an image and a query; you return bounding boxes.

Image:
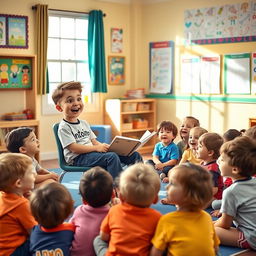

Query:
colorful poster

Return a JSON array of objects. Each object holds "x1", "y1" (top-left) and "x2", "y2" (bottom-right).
[
  {"x1": 111, "y1": 28, "x2": 123, "y2": 53},
  {"x1": 0, "y1": 16, "x2": 7, "y2": 46},
  {"x1": 149, "y1": 41, "x2": 174, "y2": 94},
  {"x1": 252, "y1": 52, "x2": 256, "y2": 94},
  {"x1": 184, "y1": 0, "x2": 256, "y2": 44}
]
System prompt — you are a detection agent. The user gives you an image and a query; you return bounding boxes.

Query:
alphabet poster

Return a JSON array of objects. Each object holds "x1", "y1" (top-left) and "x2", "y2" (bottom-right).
[{"x1": 184, "y1": 1, "x2": 256, "y2": 44}]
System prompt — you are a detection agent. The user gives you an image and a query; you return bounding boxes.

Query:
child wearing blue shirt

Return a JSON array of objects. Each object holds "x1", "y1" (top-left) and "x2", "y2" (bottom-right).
[{"x1": 146, "y1": 121, "x2": 179, "y2": 183}]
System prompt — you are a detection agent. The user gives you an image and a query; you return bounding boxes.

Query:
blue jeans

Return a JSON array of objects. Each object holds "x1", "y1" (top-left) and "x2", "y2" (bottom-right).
[
  {"x1": 74, "y1": 151, "x2": 142, "y2": 179},
  {"x1": 145, "y1": 159, "x2": 174, "y2": 176}
]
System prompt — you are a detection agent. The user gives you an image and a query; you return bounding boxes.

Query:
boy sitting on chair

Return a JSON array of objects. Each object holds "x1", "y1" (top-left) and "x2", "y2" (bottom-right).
[{"x1": 52, "y1": 81, "x2": 142, "y2": 178}]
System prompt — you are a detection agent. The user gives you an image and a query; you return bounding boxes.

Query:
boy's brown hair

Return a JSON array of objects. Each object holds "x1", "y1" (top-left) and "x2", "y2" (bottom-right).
[
  {"x1": 172, "y1": 163, "x2": 213, "y2": 210},
  {"x1": 223, "y1": 129, "x2": 241, "y2": 142},
  {"x1": 184, "y1": 116, "x2": 200, "y2": 127},
  {"x1": 52, "y1": 81, "x2": 82, "y2": 105},
  {"x1": 199, "y1": 132, "x2": 223, "y2": 159},
  {"x1": 220, "y1": 136, "x2": 256, "y2": 177},
  {"x1": 157, "y1": 121, "x2": 178, "y2": 137},
  {"x1": 5, "y1": 127, "x2": 33, "y2": 153},
  {"x1": 119, "y1": 163, "x2": 160, "y2": 207},
  {"x1": 30, "y1": 182, "x2": 74, "y2": 228},
  {"x1": 245, "y1": 126, "x2": 256, "y2": 141},
  {"x1": 0, "y1": 153, "x2": 32, "y2": 192},
  {"x1": 79, "y1": 166, "x2": 113, "y2": 208}
]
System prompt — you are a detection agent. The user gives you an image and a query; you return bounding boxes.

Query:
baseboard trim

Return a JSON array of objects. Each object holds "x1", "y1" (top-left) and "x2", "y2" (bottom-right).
[{"x1": 40, "y1": 151, "x2": 58, "y2": 161}]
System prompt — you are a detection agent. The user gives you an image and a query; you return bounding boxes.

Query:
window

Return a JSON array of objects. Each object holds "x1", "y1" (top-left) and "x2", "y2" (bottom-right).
[{"x1": 42, "y1": 10, "x2": 95, "y2": 115}]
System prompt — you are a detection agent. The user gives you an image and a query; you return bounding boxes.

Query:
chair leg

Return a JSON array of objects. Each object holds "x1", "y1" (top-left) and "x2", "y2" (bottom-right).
[{"x1": 59, "y1": 171, "x2": 67, "y2": 183}]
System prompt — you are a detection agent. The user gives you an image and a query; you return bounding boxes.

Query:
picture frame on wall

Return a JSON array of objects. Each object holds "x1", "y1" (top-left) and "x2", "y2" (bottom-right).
[
  {"x1": 111, "y1": 28, "x2": 123, "y2": 53},
  {"x1": 108, "y1": 56, "x2": 125, "y2": 85},
  {"x1": 0, "y1": 14, "x2": 28, "y2": 49}
]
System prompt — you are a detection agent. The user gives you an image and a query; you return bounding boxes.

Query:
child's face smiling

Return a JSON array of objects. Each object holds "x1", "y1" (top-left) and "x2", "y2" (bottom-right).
[
  {"x1": 180, "y1": 118, "x2": 196, "y2": 142},
  {"x1": 188, "y1": 129, "x2": 201, "y2": 150},
  {"x1": 217, "y1": 153, "x2": 233, "y2": 178},
  {"x1": 158, "y1": 128, "x2": 175, "y2": 146},
  {"x1": 57, "y1": 89, "x2": 84, "y2": 122}
]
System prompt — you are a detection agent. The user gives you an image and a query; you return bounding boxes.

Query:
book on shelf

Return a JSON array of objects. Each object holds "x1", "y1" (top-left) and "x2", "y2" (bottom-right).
[{"x1": 108, "y1": 130, "x2": 156, "y2": 156}]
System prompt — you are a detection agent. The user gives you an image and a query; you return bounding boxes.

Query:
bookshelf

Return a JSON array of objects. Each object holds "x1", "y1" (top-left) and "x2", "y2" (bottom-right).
[{"x1": 104, "y1": 98, "x2": 156, "y2": 154}]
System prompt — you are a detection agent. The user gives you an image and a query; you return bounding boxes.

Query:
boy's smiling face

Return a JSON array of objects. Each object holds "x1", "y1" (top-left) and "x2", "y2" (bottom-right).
[{"x1": 56, "y1": 89, "x2": 84, "y2": 122}]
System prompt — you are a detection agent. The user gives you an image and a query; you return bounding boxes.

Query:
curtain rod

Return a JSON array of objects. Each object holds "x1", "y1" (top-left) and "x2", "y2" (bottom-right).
[{"x1": 32, "y1": 6, "x2": 106, "y2": 17}]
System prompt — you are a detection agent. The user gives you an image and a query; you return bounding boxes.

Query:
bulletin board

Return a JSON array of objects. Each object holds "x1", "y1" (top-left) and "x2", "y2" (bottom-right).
[
  {"x1": 0, "y1": 56, "x2": 32, "y2": 89},
  {"x1": 149, "y1": 41, "x2": 174, "y2": 94}
]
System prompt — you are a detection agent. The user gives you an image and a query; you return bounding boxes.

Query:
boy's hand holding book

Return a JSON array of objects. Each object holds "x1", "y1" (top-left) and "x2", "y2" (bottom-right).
[{"x1": 95, "y1": 143, "x2": 109, "y2": 153}]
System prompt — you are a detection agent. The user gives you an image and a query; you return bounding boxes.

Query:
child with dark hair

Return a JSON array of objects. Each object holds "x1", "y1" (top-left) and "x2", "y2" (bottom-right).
[
  {"x1": 150, "y1": 163, "x2": 219, "y2": 256},
  {"x1": 177, "y1": 116, "x2": 200, "y2": 157},
  {"x1": 215, "y1": 136, "x2": 256, "y2": 250},
  {"x1": 29, "y1": 182, "x2": 74, "y2": 255},
  {"x1": 5, "y1": 127, "x2": 59, "y2": 188},
  {"x1": 223, "y1": 129, "x2": 241, "y2": 142},
  {"x1": 69, "y1": 167, "x2": 114, "y2": 256},
  {"x1": 0, "y1": 153, "x2": 37, "y2": 256},
  {"x1": 146, "y1": 121, "x2": 179, "y2": 182},
  {"x1": 197, "y1": 133, "x2": 224, "y2": 203},
  {"x1": 245, "y1": 126, "x2": 256, "y2": 141}
]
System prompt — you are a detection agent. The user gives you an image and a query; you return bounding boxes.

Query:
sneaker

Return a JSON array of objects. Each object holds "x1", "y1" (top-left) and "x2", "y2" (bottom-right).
[{"x1": 159, "y1": 173, "x2": 166, "y2": 180}]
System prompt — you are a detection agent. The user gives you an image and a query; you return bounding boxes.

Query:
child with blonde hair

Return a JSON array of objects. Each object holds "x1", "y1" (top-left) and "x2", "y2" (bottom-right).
[
  {"x1": 179, "y1": 126, "x2": 208, "y2": 164},
  {"x1": 177, "y1": 116, "x2": 200, "y2": 157},
  {"x1": 0, "y1": 153, "x2": 37, "y2": 256},
  {"x1": 150, "y1": 163, "x2": 219, "y2": 256},
  {"x1": 214, "y1": 136, "x2": 256, "y2": 250},
  {"x1": 30, "y1": 182, "x2": 75, "y2": 255},
  {"x1": 94, "y1": 163, "x2": 161, "y2": 256}
]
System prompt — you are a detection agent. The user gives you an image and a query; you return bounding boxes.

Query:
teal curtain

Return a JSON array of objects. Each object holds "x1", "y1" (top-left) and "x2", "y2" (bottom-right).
[{"x1": 88, "y1": 10, "x2": 107, "y2": 93}]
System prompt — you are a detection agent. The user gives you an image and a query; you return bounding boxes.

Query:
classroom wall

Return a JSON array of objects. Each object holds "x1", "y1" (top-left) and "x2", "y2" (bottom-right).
[
  {"x1": 138, "y1": 0, "x2": 256, "y2": 136},
  {"x1": 0, "y1": 0, "x2": 133, "y2": 159}
]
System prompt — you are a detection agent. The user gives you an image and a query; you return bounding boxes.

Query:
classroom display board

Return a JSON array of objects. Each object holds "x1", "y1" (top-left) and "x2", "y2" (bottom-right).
[
  {"x1": 181, "y1": 55, "x2": 220, "y2": 94},
  {"x1": 149, "y1": 41, "x2": 174, "y2": 94},
  {"x1": 252, "y1": 52, "x2": 256, "y2": 93},
  {"x1": 224, "y1": 53, "x2": 251, "y2": 94},
  {"x1": 184, "y1": 1, "x2": 256, "y2": 44}
]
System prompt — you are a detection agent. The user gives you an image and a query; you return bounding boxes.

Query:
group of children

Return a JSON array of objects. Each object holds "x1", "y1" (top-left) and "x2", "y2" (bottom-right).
[{"x1": 0, "y1": 80, "x2": 256, "y2": 255}]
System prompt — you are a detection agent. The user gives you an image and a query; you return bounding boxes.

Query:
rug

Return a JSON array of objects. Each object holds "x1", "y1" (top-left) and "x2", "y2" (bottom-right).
[{"x1": 50, "y1": 168, "x2": 245, "y2": 256}]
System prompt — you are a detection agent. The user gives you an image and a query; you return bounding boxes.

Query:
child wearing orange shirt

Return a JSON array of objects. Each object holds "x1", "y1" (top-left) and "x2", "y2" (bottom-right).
[
  {"x1": 94, "y1": 163, "x2": 162, "y2": 256},
  {"x1": 0, "y1": 153, "x2": 37, "y2": 256}
]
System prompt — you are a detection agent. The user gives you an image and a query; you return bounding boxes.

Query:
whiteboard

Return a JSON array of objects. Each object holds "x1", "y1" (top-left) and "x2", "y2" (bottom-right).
[
  {"x1": 149, "y1": 41, "x2": 174, "y2": 94},
  {"x1": 224, "y1": 53, "x2": 251, "y2": 95}
]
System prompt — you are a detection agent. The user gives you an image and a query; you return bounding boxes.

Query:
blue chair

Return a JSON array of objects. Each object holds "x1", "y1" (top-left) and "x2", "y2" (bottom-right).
[{"x1": 53, "y1": 123, "x2": 91, "y2": 183}]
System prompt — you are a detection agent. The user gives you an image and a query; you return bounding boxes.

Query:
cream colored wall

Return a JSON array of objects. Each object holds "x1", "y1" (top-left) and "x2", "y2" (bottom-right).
[
  {"x1": 1, "y1": 0, "x2": 132, "y2": 159},
  {"x1": 138, "y1": 0, "x2": 256, "y2": 137}
]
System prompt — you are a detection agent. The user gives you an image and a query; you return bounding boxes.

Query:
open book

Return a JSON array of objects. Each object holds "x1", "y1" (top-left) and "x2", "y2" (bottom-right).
[{"x1": 108, "y1": 130, "x2": 156, "y2": 156}]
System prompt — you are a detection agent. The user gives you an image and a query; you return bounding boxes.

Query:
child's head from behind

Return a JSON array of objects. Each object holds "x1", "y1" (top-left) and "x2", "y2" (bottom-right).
[
  {"x1": 0, "y1": 153, "x2": 35, "y2": 193},
  {"x1": 119, "y1": 163, "x2": 160, "y2": 207},
  {"x1": 167, "y1": 163, "x2": 213, "y2": 211},
  {"x1": 180, "y1": 116, "x2": 200, "y2": 142},
  {"x1": 52, "y1": 81, "x2": 82, "y2": 105},
  {"x1": 5, "y1": 127, "x2": 39, "y2": 157},
  {"x1": 188, "y1": 126, "x2": 208, "y2": 150},
  {"x1": 245, "y1": 126, "x2": 256, "y2": 141},
  {"x1": 223, "y1": 129, "x2": 241, "y2": 142},
  {"x1": 197, "y1": 132, "x2": 223, "y2": 161},
  {"x1": 157, "y1": 121, "x2": 178, "y2": 145},
  {"x1": 30, "y1": 182, "x2": 74, "y2": 228},
  {"x1": 219, "y1": 136, "x2": 256, "y2": 178},
  {"x1": 79, "y1": 166, "x2": 113, "y2": 207}
]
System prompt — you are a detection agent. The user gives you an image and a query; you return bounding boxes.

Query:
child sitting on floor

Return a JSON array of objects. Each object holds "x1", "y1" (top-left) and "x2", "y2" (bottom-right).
[
  {"x1": 30, "y1": 182, "x2": 75, "y2": 255},
  {"x1": 0, "y1": 153, "x2": 37, "y2": 256},
  {"x1": 214, "y1": 136, "x2": 256, "y2": 250},
  {"x1": 146, "y1": 121, "x2": 179, "y2": 183},
  {"x1": 150, "y1": 163, "x2": 219, "y2": 256},
  {"x1": 5, "y1": 127, "x2": 59, "y2": 188},
  {"x1": 93, "y1": 163, "x2": 162, "y2": 256},
  {"x1": 69, "y1": 167, "x2": 113, "y2": 256},
  {"x1": 197, "y1": 132, "x2": 224, "y2": 204},
  {"x1": 176, "y1": 116, "x2": 200, "y2": 158},
  {"x1": 52, "y1": 81, "x2": 142, "y2": 179},
  {"x1": 179, "y1": 126, "x2": 208, "y2": 164}
]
